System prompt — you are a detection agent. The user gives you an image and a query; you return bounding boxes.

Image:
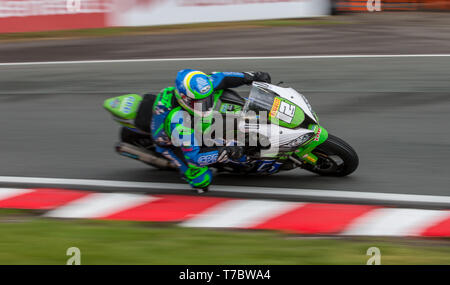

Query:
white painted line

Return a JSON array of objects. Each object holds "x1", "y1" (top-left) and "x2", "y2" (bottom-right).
[
  {"x1": 1, "y1": 176, "x2": 450, "y2": 205},
  {"x1": 1, "y1": 54, "x2": 450, "y2": 66},
  {"x1": 0, "y1": 188, "x2": 33, "y2": 201},
  {"x1": 342, "y1": 208, "x2": 450, "y2": 236},
  {"x1": 182, "y1": 200, "x2": 301, "y2": 228},
  {"x1": 45, "y1": 193, "x2": 156, "y2": 219},
  {"x1": 0, "y1": 176, "x2": 191, "y2": 190}
]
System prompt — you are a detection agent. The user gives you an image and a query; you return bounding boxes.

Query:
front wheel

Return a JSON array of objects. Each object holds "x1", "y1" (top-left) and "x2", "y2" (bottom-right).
[{"x1": 302, "y1": 134, "x2": 359, "y2": 177}]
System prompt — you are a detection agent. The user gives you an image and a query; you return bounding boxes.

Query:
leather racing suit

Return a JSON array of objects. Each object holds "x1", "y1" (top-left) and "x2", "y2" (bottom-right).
[{"x1": 150, "y1": 71, "x2": 271, "y2": 191}]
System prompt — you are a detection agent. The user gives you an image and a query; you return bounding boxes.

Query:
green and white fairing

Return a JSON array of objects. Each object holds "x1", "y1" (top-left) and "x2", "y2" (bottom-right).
[
  {"x1": 103, "y1": 94, "x2": 143, "y2": 132},
  {"x1": 239, "y1": 82, "x2": 328, "y2": 165},
  {"x1": 103, "y1": 83, "x2": 329, "y2": 167}
]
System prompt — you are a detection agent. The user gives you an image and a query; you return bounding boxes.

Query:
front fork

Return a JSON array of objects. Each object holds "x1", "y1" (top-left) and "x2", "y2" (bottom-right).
[{"x1": 293, "y1": 124, "x2": 328, "y2": 166}]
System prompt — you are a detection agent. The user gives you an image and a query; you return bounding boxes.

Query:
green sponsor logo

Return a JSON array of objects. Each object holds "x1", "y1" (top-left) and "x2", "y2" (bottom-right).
[{"x1": 219, "y1": 103, "x2": 242, "y2": 114}]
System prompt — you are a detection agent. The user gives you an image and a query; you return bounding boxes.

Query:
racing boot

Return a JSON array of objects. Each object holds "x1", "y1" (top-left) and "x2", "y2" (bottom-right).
[
  {"x1": 184, "y1": 165, "x2": 212, "y2": 194},
  {"x1": 194, "y1": 186, "x2": 209, "y2": 194}
]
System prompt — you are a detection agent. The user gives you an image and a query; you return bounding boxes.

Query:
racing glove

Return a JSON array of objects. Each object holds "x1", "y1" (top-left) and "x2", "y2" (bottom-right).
[
  {"x1": 217, "y1": 146, "x2": 245, "y2": 162},
  {"x1": 243, "y1": 71, "x2": 272, "y2": 84}
]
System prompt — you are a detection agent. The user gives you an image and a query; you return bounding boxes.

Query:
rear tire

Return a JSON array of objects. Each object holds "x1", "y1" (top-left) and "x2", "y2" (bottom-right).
[
  {"x1": 303, "y1": 134, "x2": 359, "y2": 177},
  {"x1": 120, "y1": 127, "x2": 153, "y2": 147}
]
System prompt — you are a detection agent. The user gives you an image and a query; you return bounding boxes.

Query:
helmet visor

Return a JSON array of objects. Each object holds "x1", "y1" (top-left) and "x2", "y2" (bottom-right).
[{"x1": 183, "y1": 94, "x2": 215, "y2": 115}]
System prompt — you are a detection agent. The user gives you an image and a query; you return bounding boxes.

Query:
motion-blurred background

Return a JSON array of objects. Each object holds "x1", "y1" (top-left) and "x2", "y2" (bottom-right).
[{"x1": 0, "y1": 0, "x2": 449, "y2": 34}]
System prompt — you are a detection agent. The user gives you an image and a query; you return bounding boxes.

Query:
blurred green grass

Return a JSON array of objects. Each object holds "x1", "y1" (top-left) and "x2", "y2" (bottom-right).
[
  {"x1": 0, "y1": 210, "x2": 449, "y2": 265},
  {"x1": 0, "y1": 18, "x2": 346, "y2": 42}
]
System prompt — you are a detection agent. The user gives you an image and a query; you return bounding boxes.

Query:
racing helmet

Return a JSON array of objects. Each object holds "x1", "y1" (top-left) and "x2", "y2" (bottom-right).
[{"x1": 175, "y1": 69, "x2": 215, "y2": 117}]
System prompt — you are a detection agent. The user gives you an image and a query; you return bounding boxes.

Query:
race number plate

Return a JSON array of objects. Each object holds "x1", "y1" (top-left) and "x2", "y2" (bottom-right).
[{"x1": 270, "y1": 97, "x2": 295, "y2": 123}]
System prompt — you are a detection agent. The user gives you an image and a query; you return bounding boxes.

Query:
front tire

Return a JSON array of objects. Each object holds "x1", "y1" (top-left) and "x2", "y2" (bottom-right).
[{"x1": 303, "y1": 134, "x2": 359, "y2": 177}]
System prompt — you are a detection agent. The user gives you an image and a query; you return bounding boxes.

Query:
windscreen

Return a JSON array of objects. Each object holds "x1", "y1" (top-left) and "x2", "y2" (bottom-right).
[
  {"x1": 242, "y1": 86, "x2": 278, "y2": 116},
  {"x1": 242, "y1": 85, "x2": 306, "y2": 129}
]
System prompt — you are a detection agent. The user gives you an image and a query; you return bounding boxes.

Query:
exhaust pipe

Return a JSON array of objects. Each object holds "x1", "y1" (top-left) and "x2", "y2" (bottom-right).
[{"x1": 115, "y1": 142, "x2": 177, "y2": 170}]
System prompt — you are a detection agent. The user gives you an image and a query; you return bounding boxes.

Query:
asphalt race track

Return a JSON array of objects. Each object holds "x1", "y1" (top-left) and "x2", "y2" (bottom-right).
[{"x1": 0, "y1": 56, "x2": 449, "y2": 205}]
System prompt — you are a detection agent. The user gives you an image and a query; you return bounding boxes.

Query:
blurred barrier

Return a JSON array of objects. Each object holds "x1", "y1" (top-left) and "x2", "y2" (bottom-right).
[
  {"x1": 0, "y1": 0, "x2": 448, "y2": 34},
  {"x1": 0, "y1": 0, "x2": 113, "y2": 33},
  {"x1": 0, "y1": 0, "x2": 330, "y2": 33},
  {"x1": 334, "y1": 0, "x2": 450, "y2": 12},
  {"x1": 109, "y1": 0, "x2": 331, "y2": 27}
]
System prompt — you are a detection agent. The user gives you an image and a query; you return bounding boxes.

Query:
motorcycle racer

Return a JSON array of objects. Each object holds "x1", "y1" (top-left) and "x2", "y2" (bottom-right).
[{"x1": 150, "y1": 69, "x2": 271, "y2": 193}]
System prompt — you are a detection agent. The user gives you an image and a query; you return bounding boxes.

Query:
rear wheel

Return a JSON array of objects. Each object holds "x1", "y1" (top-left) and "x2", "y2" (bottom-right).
[
  {"x1": 302, "y1": 134, "x2": 359, "y2": 177},
  {"x1": 120, "y1": 127, "x2": 153, "y2": 148}
]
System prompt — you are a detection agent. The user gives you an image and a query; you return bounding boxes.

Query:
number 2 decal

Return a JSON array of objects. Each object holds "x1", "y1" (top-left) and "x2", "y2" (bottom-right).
[
  {"x1": 277, "y1": 101, "x2": 295, "y2": 123},
  {"x1": 279, "y1": 102, "x2": 295, "y2": 116}
]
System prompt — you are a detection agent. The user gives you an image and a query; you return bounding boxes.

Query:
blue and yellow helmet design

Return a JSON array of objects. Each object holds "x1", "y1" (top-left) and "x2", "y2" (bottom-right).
[{"x1": 175, "y1": 69, "x2": 215, "y2": 117}]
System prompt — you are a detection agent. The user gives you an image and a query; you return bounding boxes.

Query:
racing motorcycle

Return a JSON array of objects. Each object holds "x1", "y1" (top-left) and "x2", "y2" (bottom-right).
[{"x1": 103, "y1": 82, "x2": 359, "y2": 178}]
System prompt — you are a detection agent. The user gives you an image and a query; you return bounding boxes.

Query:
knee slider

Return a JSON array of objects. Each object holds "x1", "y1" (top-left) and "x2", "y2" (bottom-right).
[{"x1": 185, "y1": 166, "x2": 212, "y2": 188}]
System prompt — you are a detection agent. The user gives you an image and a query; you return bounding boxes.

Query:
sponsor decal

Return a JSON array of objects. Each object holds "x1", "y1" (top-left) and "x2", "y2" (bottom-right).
[
  {"x1": 270, "y1": 97, "x2": 295, "y2": 124},
  {"x1": 197, "y1": 152, "x2": 218, "y2": 165},
  {"x1": 195, "y1": 76, "x2": 211, "y2": 94},
  {"x1": 222, "y1": 72, "x2": 244, "y2": 77},
  {"x1": 200, "y1": 85, "x2": 211, "y2": 94},
  {"x1": 269, "y1": 97, "x2": 281, "y2": 118},
  {"x1": 119, "y1": 96, "x2": 135, "y2": 114},
  {"x1": 220, "y1": 103, "x2": 229, "y2": 113},
  {"x1": 302, "y1": 154, "x2": 317, "y2": 163},
  {"x1": 313, "y1": 127, "x2": 322, "y2": 141},
  {"x1": 220, "y1": 103, "x2": 242, "y2": 114}
]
